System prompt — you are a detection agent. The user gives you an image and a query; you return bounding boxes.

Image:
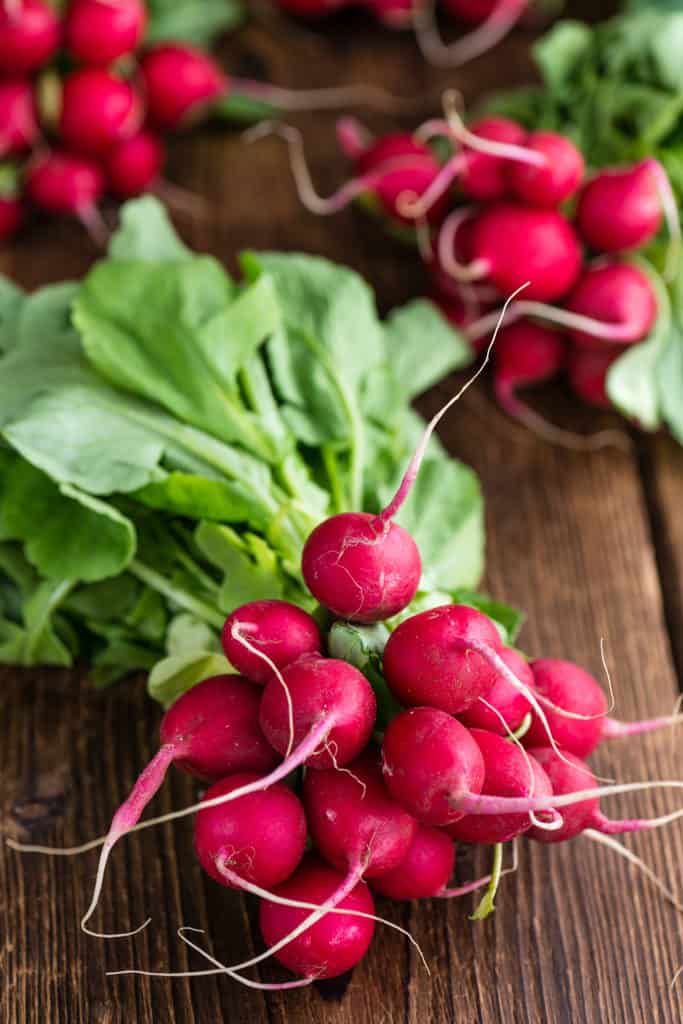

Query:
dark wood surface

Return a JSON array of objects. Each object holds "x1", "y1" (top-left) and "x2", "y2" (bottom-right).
[{"x1": 2, "y1": 8, "x2": 683, "y2": 1023}]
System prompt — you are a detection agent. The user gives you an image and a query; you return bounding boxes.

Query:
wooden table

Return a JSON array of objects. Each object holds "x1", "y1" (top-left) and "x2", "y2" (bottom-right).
[{"x1": 2, "y1": 8, "x2": 683, "y2": 1022}]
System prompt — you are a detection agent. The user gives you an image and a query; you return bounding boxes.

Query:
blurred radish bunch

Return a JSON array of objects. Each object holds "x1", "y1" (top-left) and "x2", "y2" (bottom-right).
[{"x1": 1, "y1": 0, "x2": 396, "y2": 242}]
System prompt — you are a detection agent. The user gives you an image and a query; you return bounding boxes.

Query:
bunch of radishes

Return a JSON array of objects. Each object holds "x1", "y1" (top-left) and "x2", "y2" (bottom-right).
[
  {"x1": 268, "y1": 102, "x2": 679, "y2": 442},
  {"x1": 3, "y1": 0, "x2": 387, "y2": 241},
  {"x1": 0, "y1": 0, "x2": 222, "y2": 239},
  {"x1": 14, "y1": 379, "x2": 682, "y2": 988}
]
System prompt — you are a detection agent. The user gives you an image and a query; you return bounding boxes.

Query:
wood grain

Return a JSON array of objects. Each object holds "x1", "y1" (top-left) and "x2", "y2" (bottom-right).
[{"x1": 2, "y1": 6, "x2": 682, "y2": 1023}]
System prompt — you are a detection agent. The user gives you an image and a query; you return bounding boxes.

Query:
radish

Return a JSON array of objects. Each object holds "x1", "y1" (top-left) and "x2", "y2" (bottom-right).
[
  {"x1": 491, "y1": 319, "x2": 565, "y2": 428},
  {"x1": 382, "y1": 604, "x2": 505, "y2": 714},
  {"x1": 141, "y1": 44, "x2": 227, "y2": 131},
  {"x1": 303, "y1": 748, "x2": 417, "y2": 880},
  {"x1": 458, "y1": 647, "x2": 533, "y2": 735},
  {"x1": 0, "y1": 0, "x2": 59, "y2": 74},
  {"x1": 381, "y1": 707, "x2": 683, "y2": 830},
  {"x1": 0, "y1": 79, "x2": 38, "y2": 159},
  {"x1": 301, "y1": 512, "x2": 422, "y2": 623},
  {"x1": 523, "y1": 658, "x2": 682, "y2": 759},
  {"x1": 58, "y1": 68, "x2": 143, "y2": 156},
  {"x1": 142, "y1": 44, "x2": 408, "y2": 135},
  {"x1": 527, "y1": 748, "x2": 683, "y2": 843},
  {"x1": 371, "y1": 825, "x2": 455, "y2": 899},
  {"x1": 564, "y1": 263, "x2": 657, "y2": 350},
  {"x1": 25, "y1": 150, "x2": 108, "y2": 243},
  {"x1": 468, "y1": 203, "x2": 582, "y2": 301},
  {"x1": 445, "y1": 729, "x2": 555, "y2": 844},
  {"x1": 259, "y1": 855, "x2": 376, "y2": 979},
  {"x1": 194, "y1": 774, "x2": 307, "y2": 890},
  {"x1": 221, "y1": 599, "x2": 321, "y2": 685},
  {"x1": 415, "y1": 0, "x2": 529, "y2": 68},
  {"x1": 103, "y1": 130, "x2": 166, "y2": 199},
  {"x1": 64, "y1": 0, "x2": 146, "y2": 66},
  {"x1": 259, "y1": 654, "x2": 376, "y2": 767},
  {"x1": 508, "y1": 131, "x2": 584, "y2": 208},
  {"x1": 39, "y1": 674, "x2": 278, "y2": 937},
  {"x1": 381, "y1": 708, "x2": 485, "y2": 826},
  {"x1": 577, "y1": 160, "x2": 670, "y2": 255},
  {"x1": 567, "y1": 348, "x2": 618, "y2": 409}
]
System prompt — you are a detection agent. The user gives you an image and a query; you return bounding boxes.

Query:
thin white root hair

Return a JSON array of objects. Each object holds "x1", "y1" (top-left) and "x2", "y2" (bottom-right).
[
  {"x1": 437, "y1": 207, "x2": 490, "y2": 283},
  {"x1": 672, "y1": 965, "x2": 683, "y2": 990},
  {"x1": 649, "y1": 159, "x2": 682, "y2": 282},
  {"x1": 108, "y1": 926, "x2": 316, "y2": 989},
  {"x1": 230, "y1": 622, "x2": 295, "y2": 758},
  {"x1": 584, "y1": 829, "x2": 683, "y2": 913}
]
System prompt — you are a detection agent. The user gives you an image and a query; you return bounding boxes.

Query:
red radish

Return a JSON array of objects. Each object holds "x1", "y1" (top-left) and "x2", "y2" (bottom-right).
[
  {"x1": 303, "y1": 749, "x2": 417, "y2": 878},
  {"x1": 221, "y1": 599, "x2": 321, "y2": 685},
  {"x1": 577, "y1": 160, "x2": 664, "y2": 254},
  {"x1": 567, "y1": 348, "x2": 618, "y2": 409},
  {"x1": 380, "y1": 707, "x2": 683, "y2": 830},
  {"x1": 459, "y1": 117, "x2": 527, "y2": 202},
  {"x1": 301, "y1": 512, "x2": 422, "y2": 623},
  {"x1": 564, "y1": 263, "x2": 657, "y2": 350},
  {"x1": 458, "y1": 647, "x2": 533, "y2": 735},
  {"x1": 259, "y1": 655, "x2": 376, "y2": 768},
  {"x1": 0, "y1": 0, "x2": 59, "y2": 74},
  {"x1": 0, "y1": 80, "x2": 38, "y2": 158},
  {"x1": 0, "y1": 194, "x2": 22, "y2": 241},
  {"x1": 527, "y1": 748, "x2": 683, "y2": 843},
  {"x1": 141, "y1": 44, "x2": 227, "y2": 130},
  {"x1": 445, "y1": 729, "x2": 555, "y2": 844},
  {"x1": 25, "y1": 151, "x2": 107, "y2": 242},
  {"x1": 59, "y1": 69, "x2": 142, "y2": 156},
  {"x1": 469, "y1": 204, "x2": 582, "y2": 301},
  {"x1": 382, "y1": 604, "x2": 504, "y2": 714},
  {"x1": 259, "y1": 855, "x2": 376, "y2": 979},
  {"x1": 371, "y1": 825, "x2": 455, "y2": 900},
  {"x1": 492, "y1": 319, "x2": 565, "y2": 423},
  {"x1": 64, "y1": 0, "x2": 146, "y2": 65},
  {"x1": 194, "y1": 774, "x2": 307, "y2": 890},
  {"x1": 508, "y1": 131, "x2": 584, "y2": 208},
  {"x1": 523, "y1": 658, "x2": 682, "y2": 759},
  {"x1": 381, "y1": 708, "x2": 485, "y2": 826},
  {"x1": 104, "y1": 131, "x2": 165, "y2": 199},
  {"x1": 443, "y1": 0, "x2": 508, "y2": 22}
]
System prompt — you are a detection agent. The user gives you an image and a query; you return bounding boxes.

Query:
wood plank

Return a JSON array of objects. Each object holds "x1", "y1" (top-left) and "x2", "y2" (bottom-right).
[{"x1": 2, "y1": 7, "x2": 683, "y2": 1022}]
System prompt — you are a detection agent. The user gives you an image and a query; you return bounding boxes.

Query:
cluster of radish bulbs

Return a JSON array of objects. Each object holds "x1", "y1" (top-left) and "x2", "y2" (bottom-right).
[
  {"x1": 266, "y1": 97, "x2": 680, "y2": 444},
  {"x1": 2, "y1": 0, "x2": 387, "y2": 242},
  {"x1": 12, "y1": 381, "x2": 683, "y2": 988}
]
